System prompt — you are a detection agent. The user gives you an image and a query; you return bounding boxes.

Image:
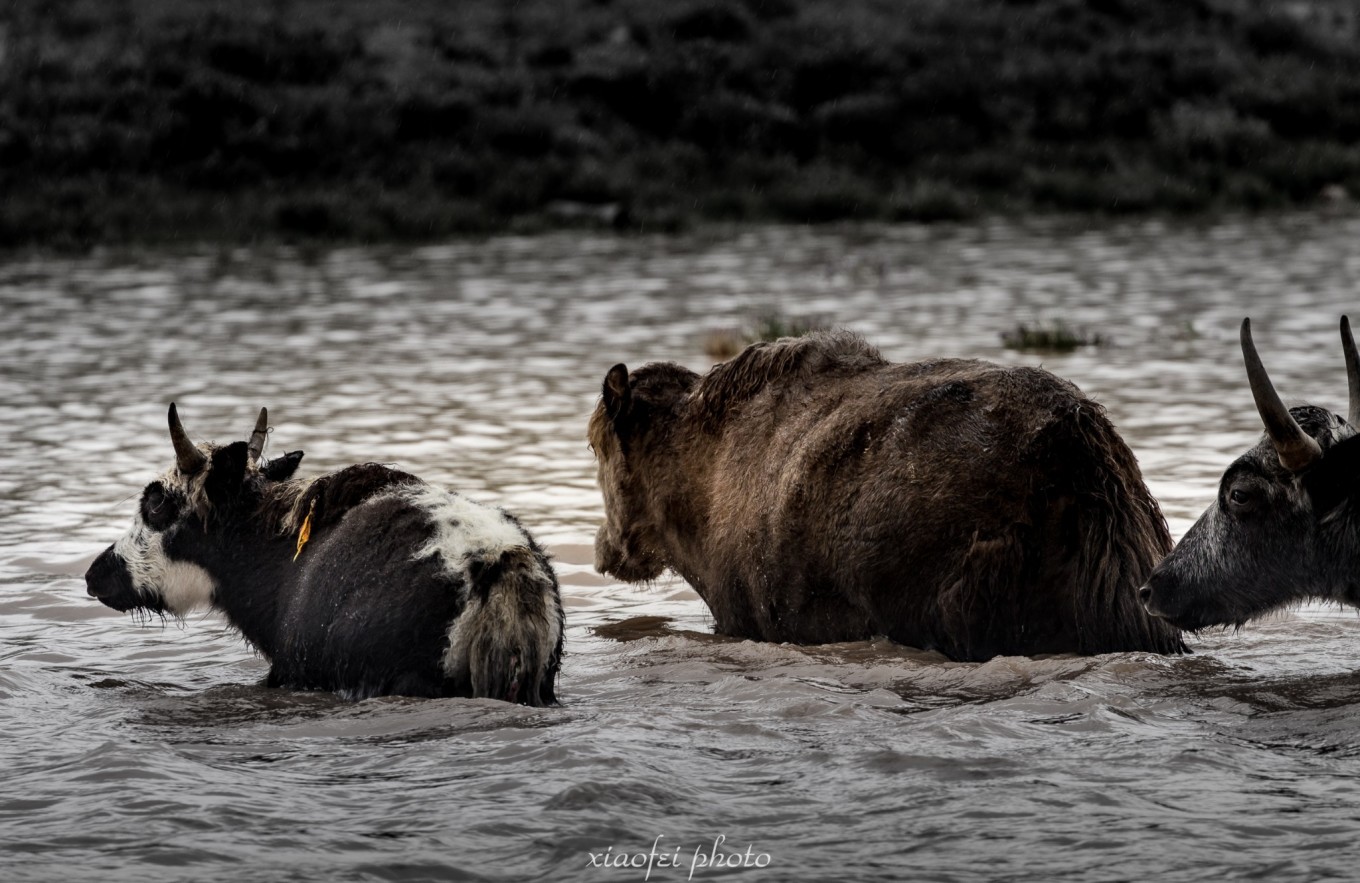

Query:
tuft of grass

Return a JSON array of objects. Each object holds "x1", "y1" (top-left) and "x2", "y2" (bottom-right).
[
  {"x1": 702, "y1": 311, "x2": 830, "y2": 359},
  {"x1": 1001, "y1": 321, "x2": 1108, "y2": 353},
  {"x1": 1169, "y1": 320, "x2": 1200, "y2": 341},
  {"x1": 702, "y1": 328, "x2": 747, "y2": 360},
  {"x1": 748, "y1": 311, "x2": 828, "y2": 342}
]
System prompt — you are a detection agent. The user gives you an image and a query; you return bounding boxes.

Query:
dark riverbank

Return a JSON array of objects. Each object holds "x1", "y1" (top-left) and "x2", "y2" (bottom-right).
[{"x1": 5, "y1": 0, "x2": 1360, "y2": 247}]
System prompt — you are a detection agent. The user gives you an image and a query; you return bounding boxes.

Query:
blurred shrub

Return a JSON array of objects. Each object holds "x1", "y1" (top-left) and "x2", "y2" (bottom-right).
[
  {"x1": 1153, "y1": 103, "x2": 1273, "y2": 167},
  {"x1": 669, "y1": 3, "x2": 755, "y2": 42},
  {"x1": 5, "y1": 0, "x2": 1360, "y2": 246},
  {"x1": 890, "y1": 180, "x2": 977, "y2": 222},
  {"x1": 766, "y1": 164, "x2": 885, "y2": 222},
  {"x1": 154, "y1": 13, "x2": 362, "y2": 86},
  {"x1": 680, "y1": 91, "x2": 803, "y2": 152},
  {"x1": 395, "y1": 94, "x2": 477, "y2": 141}
]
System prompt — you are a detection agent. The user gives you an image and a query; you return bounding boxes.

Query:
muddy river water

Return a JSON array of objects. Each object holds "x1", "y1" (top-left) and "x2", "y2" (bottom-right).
[{"x1": 3, "y1": 214, "x2": 1360, "y2": 881}]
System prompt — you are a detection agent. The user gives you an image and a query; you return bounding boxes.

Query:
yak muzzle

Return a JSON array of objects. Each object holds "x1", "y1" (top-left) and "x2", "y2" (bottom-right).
[
  {"x1": 593, "y1": 525, "x2": 665, "y2": 584},
  {"x1": 1139, "y1": 571, "x2": 1211, "y2": 632},
  {"x1": 85, "y1": 546, "x2": 139, "y2": 612},
  {"x1": 1138, "y1": 573, "x2": 1177, "y2": 619}
]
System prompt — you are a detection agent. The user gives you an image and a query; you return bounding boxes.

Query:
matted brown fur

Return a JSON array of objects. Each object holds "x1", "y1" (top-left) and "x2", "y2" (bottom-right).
[{"x1": 591, "y1": 332, "x2": 1185, "y2": 661}]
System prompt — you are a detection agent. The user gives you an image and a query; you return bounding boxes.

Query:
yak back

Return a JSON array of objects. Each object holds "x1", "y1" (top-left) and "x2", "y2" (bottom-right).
[
  {"x1": 693, "y1": 331, "x2": 887, "y2": 434},
  {"x1": 663, "y1": 332, "x2": 1183, "y2": 659},
  {"x1": 260, "y1": 463, "x2": 422, "y2": 537},
  {"x1": 269, "y1": 484, "x2": 465, "y2": 698}
]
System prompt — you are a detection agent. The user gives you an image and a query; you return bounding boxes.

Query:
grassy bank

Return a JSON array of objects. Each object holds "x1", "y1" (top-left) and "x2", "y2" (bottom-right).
[{"x1": 5, "y1": 0, "x2": 1360, "y2": 246}]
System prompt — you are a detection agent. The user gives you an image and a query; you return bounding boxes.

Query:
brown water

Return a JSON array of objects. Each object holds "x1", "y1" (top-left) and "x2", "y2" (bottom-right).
[{"x1": 4, "y1": 215, "x2": 1360, "y2": 882}]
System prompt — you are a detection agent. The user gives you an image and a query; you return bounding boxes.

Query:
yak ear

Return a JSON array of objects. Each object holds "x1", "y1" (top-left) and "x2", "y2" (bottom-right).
[
  {"x1": 602, "y1": 364, "x2": 632, "y2": 422},
  {"x1": 1303, "y1": 433, "x2": 1360, "y2": 516},
  {"x1": 262, "y1": 450, "x2": 305, "y2": 481},
  {"x1": 205, "y1": 441, "x2": 250, "y2": 504}
]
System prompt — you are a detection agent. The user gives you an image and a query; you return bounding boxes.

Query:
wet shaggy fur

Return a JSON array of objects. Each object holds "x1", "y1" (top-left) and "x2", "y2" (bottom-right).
[
  {"x1": 87, "y1": 422, "x2": 564, "y2": 704},
  {"x1": 591, "y1": 332, "x2": 1185, "y2": 661}
]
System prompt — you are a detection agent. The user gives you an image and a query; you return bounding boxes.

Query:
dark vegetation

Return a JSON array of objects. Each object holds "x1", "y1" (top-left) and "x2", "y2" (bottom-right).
[
  {"x1": 5, "y1": 0, "x2": 1360, "y2": 246},
  {"x1": 703, "y1": 312, "x2": 830, "y2": 359},
  {"x1": 1001, "y1": 321, "x2": 1108, "y2": 353}
]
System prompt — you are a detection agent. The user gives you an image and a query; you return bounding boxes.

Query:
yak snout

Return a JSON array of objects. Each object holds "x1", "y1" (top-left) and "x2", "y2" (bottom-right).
[
  {"x1": 1138, "y1": 569, "x2": 1179, "y2": 622},
  {"x1": 85, "y1": 546, "x2": 139, "y2": 612},
  {"x1": 1139, "y1": 559, "x2": 1217, "y2": 633},
  {"x1": 594, "y1": 524, "x2": 665, "y2": 583}
]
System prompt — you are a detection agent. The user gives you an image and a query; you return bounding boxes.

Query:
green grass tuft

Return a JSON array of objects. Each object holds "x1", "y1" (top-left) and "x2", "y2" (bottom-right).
[
  {"x1": 703, "y1": 312, "x2": 830, "y2": 359},
  {"x1": 1001, "y1": 321, "x2": 1108, "y2": 353}
]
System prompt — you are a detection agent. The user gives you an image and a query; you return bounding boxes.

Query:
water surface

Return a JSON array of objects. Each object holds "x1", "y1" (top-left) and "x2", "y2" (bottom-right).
[{"x1": 4, "y1": 214, "x2": 1360, "y2": 881}]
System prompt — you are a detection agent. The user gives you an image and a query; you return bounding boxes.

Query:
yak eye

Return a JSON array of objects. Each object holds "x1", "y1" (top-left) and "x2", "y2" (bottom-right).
[
  {"x1": 1227, "y1": 485, "x2": 1257, "y2": 510},
  {"x1": 141, "y1": 484, "x2": 179, "y2": 530}
]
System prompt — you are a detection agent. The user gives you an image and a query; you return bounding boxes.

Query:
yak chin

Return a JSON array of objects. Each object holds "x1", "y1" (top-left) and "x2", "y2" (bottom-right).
[{"x1": 593, "y1": 534, "x2": 664, "y2": 584}]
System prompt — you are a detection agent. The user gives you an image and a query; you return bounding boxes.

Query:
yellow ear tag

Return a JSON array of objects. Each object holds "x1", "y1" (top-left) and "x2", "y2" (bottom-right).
[{"x1": 293, "y1": 500, "x2": 315, "y2": 562}]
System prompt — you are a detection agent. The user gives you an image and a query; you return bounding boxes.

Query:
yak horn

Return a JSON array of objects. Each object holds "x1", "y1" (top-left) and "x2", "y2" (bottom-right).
[
  {"x1": 247, "y1": 407, "x2": 269, "y2": 466},
  {"x1": 168, "y1": 403, "x2": 208, "y2": 475},
  {"x1": 1342, "y1": 316, "x2": 1360, "y2": 428},
  {"x1": 1240, "y1": 318, "x2": 1321, "y2": 473}
]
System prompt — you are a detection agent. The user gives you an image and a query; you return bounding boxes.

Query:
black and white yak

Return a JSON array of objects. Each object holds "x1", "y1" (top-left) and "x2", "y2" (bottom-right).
[
  {"x1": 1141, "y1": 317, "x2": 1360, "y2": 631},
  {"x1": 589, "y1": 331, "x2": 1186, "y2": 661},
  {"x1": 85, "y1": 405, "x2": 564, "y2": 705}
]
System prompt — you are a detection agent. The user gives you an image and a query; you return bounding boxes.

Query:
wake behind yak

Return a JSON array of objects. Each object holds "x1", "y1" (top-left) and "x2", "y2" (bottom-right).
[{"x1": 590, "y1": 331, "x2": 1185, "y2": 661}]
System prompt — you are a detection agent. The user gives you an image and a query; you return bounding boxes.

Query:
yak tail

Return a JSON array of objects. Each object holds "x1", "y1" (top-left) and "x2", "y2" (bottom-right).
[
  {"x1": 1042, "y1": 402, "x2": 1187, "y2": 656},
  {"x1": 938, "y1": 399, "x2": 1186, "y2": 660},
  {"x1": 443, "y1": 546, "x2": 565, "y2": 706}
]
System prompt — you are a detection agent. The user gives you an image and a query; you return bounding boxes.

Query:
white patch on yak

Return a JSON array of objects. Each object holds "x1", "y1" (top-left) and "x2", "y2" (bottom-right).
[
  {"x1": 389, "y1": 485, "x2": 562, "y2": 684},
  {"x1": 399, "y1": 485, "x2": 531, "y2": 564},
  {"x1": 112, "y1": 508, "x2": 217, "y2": 617},
  {"x1": 155, "y1": 560, "x2": 218, "y2": 616}
]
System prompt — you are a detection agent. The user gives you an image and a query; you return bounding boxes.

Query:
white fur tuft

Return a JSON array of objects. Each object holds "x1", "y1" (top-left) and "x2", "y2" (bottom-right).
[
  {"x1": 112, "y1": 509, "x2": 217, "y2": 617},
  {"x1": 398, "y1": 485, "x2": 533, "y2": 565}
]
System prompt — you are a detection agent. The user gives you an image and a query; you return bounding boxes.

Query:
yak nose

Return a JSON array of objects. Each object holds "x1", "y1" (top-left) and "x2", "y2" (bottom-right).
[
  {"x1": 1139, "y1": 571, "x2": 1180, "y2": 621},
  {"x1": 1139, "y1": 579, "x2": 1162, "y2": 615},
  {"x1": 85, "y1": 550, "x2": 110, "y2": 597},
  {"x1": 85, "y1": 546, "x2": 127, "y2": 600}
]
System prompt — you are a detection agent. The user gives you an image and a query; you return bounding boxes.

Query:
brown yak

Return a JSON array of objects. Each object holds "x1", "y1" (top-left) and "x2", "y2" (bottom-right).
[{"x1": 589, "y1": 332, "x2": 1185, "y2": 661}]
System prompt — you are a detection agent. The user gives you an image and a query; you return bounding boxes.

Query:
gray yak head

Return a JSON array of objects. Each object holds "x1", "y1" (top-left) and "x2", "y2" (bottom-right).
[
  {"x1": 84, "y1": 405, "x2": 303, "y2": 617},
  {"x1": 1140, "y1": 317, "x2": 1360, "y2": 631}
]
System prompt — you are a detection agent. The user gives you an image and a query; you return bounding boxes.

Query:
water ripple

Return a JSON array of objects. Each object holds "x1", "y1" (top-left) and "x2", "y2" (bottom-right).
[{"x1": 5, "y1": 215, "x2": 1360, "y2": 881}]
